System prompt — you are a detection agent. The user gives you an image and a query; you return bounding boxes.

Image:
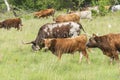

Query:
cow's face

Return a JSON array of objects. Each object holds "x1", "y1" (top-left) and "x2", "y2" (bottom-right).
[
  {"x1": 43, "y1": 39, "x2": 53, "y2": 50},
  {"x1": 43, "y1": 38, "x2": 56, "y2": 51},
  {"x1": 87, "y1": 34, "x2": 99, "y2": 48}
]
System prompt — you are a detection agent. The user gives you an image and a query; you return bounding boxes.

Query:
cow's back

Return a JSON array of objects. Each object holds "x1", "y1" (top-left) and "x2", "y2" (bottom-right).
[
  {"x1": 108, "y1": 34, "x2": 120, "y2": 49},
  {"x1": 98, "y1": 33, "x2": 120, "y2": 50},
  {"x1": 55, "y1": 13, "x2": 80, "y2": 23},
  {"x1": 54, "y1": 34, "x2": 87, "y2": 53}
]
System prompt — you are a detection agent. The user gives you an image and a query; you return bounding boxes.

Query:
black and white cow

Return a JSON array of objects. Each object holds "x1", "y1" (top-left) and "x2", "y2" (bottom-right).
[{"x1": 25, "y1": 22, "x2": 85, "y2": 51}]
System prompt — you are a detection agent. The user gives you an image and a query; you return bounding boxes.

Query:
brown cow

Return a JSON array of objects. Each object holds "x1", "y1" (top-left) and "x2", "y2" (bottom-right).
[
  {"x1": 43, "y1": 34, "x2": 90, "y2": 64},
  {"x1": 87, "y1": 33, "x2": 120, "y2": 64},
  {"x1": 0, "y1": 18, "x2": 23, "y2": 31},
  {"x1": 34, "y1": 8, "x2": 55, "y2": 18},
  {"x1": 54, "y1": 13, "x2": 80, "y2": 23}
]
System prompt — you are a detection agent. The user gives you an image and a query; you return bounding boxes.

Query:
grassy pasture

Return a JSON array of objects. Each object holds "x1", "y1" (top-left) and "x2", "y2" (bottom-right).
[{"x1": 0, "y1": 11, "x2": 120, "y2": 80}]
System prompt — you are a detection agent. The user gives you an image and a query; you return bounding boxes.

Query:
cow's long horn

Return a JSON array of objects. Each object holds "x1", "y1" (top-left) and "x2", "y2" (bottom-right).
[{"x1": 22, "y1": 41, "x2": 33, "y2": 45}]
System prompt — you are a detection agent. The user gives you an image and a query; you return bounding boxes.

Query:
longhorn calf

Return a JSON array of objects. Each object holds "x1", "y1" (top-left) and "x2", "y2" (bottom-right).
[{"x1": 43, "y1": 34, "x2": 90, "y2": 63}]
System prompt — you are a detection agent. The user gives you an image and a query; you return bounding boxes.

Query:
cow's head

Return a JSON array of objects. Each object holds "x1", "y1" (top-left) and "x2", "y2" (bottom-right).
[
  {"x1": 43, "y1": 38, "x2": 56, "y2": 51},
  {"x1": 31, "y1": 42, "x2": 40, "y2": 51},
  {"x1": 23, "y1": 41, "x2": 40, "y2": 51},
  {"x1": 87, "y1": 34, "x2": 100, "y2": 48}
]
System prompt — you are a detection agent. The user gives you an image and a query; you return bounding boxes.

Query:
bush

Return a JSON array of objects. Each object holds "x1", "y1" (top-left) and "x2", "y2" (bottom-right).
[
  {"x1": 91, "y1": 10, "x2": 99, "y2": 17},
  {"x1": 98, "y1": 0, "x2": 109, "y2": 16},
  {"x1": 99, "y1": 5, "x2": 107, "y2": 16}
]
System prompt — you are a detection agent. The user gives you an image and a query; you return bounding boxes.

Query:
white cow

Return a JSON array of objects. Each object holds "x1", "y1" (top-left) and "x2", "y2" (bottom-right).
[
  {"x1": 80, "y1": 10, "x2": 92, "y2": 20},
  {"x1": 111, "y1": 5, "x2": 120, "y2": 12}
]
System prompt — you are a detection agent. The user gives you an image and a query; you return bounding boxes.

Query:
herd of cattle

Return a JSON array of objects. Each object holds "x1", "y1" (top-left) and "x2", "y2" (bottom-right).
[{"x1": 0, "y1": 5, "x2": 120, "y2": 64}]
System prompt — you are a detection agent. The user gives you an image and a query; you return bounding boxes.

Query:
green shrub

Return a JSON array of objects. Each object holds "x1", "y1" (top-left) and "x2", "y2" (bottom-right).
[
  {"x1": 91, "y1": 10, "x2": 99, "y2": 17},
  {"x1": 98, "y1": 0, "x2": 109, "y2": 16},
  {"x1": 99, "y1": 5, "x2": 107, "y2": 16}
]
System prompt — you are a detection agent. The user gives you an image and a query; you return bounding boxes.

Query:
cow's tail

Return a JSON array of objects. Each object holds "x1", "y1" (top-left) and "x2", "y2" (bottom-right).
[
  {"x1": 77, "y1": 22, "x2": 92, "y2": 38},
  {"x1": 77, "y1": 22, "x2": 86, "y2": 33}
]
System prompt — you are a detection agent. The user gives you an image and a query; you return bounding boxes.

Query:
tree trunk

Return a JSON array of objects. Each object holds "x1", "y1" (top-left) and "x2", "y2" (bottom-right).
[{"x1": 4, "y1": 0, "x2": 10, "y2": 11}]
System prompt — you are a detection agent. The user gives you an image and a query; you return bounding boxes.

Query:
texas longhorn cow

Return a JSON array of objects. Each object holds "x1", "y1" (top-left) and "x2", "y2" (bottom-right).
[{"x1": 25, "y1": 22, "x2": 85, "y2": 51}]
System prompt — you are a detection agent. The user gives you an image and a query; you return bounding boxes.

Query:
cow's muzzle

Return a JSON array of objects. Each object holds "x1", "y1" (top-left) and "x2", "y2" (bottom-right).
[{"x1": 32, "y1": 45, "x2": 40, "y2": 51}]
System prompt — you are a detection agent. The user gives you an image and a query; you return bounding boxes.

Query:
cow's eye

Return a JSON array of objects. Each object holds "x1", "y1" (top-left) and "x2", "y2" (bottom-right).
[{"x1": 97, "y1": 40, "x2": 101, "y2": 43}]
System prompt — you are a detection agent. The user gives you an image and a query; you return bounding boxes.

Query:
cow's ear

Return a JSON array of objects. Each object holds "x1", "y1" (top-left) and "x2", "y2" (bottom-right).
[
  {"x1": 50, "y1": 39, "x2": 56, "y2": 43},
  {"x1": 92, "y1": 33, "x2": 97, "y2": 37},
  {"x1": 94, "y1": 36, "x2": 101, "y2": 43},
  {"x1": 50, "y1": 39, "x2": 56, "y2": 46}
]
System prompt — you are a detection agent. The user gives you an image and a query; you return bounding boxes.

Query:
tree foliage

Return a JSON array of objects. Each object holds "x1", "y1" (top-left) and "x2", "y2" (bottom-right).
[{"x1": 0, "y1": 0, "x2": 120, "y2": 11}]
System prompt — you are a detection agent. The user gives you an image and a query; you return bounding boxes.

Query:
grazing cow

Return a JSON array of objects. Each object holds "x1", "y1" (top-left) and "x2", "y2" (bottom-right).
[
  {"x1": 43, "y1": 34, "x2": 90, "y2": 63},
  {"x1": 54, "y1": 13, "x2": 80, "y2": 23},
  {"x1": 34, "y1": 8, "x2": 55, "y2": 18},
  {"x1": 0, "y1": 18, "x2": 23, "y2": 31},
  {"x1": 110, "y1": 5, "x2": 120, "y2": 12},
  {"x1": 87, "y1": 33, "x2": 120, "y2": 64},
  {"x1": 80, "y1": 10, "x2": 92, "y2": 20},
  {"x1": 68, "y1": 10, "x2": 92, "y2": 20},
  {"x1": 24, "y1": 22, "x2": 85, "y2": 51}
]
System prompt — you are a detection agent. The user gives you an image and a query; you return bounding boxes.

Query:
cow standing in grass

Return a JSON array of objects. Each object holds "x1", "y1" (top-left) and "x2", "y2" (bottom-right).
[
  {"x1": 0, "y1": 18, "x2": 23, "y2": 31},
  {"x1": 67, "y1": 11, "x2": 92, "y2": 21},
  {"x1": 43, "y1": 34, "x2": 90, "y2": 64},
  {"x1": 34, "y1": 8, "x2": 55, "y2": 18},
  {"x1": 87, "y1": 33, "x2": 120, "y2": 64},
  {"x1": 110, "y1": 5, "x2": 120, "y2": 12},
  {"x1": 25, "y1": 22, "x2": 85, "y2": 51},
  {"x1": 54, "y1": 13, "x2": 80, "y2": 23},
  {"x1": 80, "y1": 10, "x2": 92, "y2": 20}
]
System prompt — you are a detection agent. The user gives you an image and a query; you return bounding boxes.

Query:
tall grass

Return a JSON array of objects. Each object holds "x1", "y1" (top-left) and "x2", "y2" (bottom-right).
[{"x1": 0, "y1": 11, "x2": 120, "y2": 80}]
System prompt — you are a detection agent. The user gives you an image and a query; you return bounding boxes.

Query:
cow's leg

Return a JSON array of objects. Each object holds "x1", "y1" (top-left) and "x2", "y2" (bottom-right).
[
  {"x1": 6, "y1": 25, "x2": 10, "y2": 30},
  {"x1": 20, "y1": 26, "x2": 22, "y2": 31},
  {"x1": 17, "y1": 25, "x2": 22, "y2": 31},
  {"x1": 105, "y1": 51, "x2": 119, "y2": 64},
  {"x1": 79, "y1": 52, "x2": 83, "y2": 63},
  {"x1": 81, "y1": 50, "x2": 90, "y2": 64},
  {"x1": 113, "y1": 51, "x2": 119, "y2": 63},
  {"x1": 57, "y1": 51, "x2": 62, "y2": 61},
  {"x1": 110, "y1": 57, "x2": 114, "y2": 65},
  {"x1": 103, "y1": 51, "x2": 113, "y2": 64},
  {"x1": 17, "y1": 27, "x2": 19, "y2": 31},
  {"x1": 19, "y1": 23, "x2": 23, "y2": 31}
]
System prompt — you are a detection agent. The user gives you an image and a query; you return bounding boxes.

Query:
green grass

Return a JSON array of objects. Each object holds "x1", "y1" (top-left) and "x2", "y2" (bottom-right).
[{"x1": 0, "y1": 11, "x2": 120, "y2": 80}]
